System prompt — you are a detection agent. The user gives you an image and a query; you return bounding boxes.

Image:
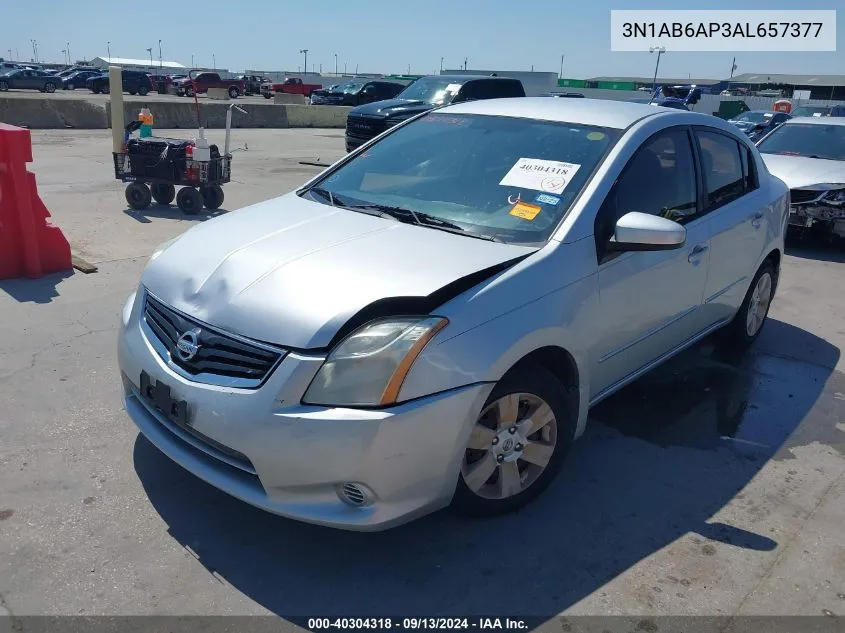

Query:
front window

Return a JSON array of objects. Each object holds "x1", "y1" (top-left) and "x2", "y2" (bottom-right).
[
  {"x1": 791, "y1": 106, "x2": 831, "y2": 118},
  {"x1": 396, "y1": 77, "x2": 465, "y2": 105},
  {"x1": 756, "y1": 123, "x2": 845, "y2": 161},
  {"x1": 303, "y1": 112, "x2": 619, "y2": 244},
  {"x1": 336, "y1": 82, "x2": 364, "y2": 94}
]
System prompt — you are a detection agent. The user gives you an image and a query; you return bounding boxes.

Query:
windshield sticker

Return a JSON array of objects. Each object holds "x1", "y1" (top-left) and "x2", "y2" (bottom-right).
[
  {"x1": 499, "y1": 158, "x2": 581, "y2": 195},
  {"x1": 586, "y1": 132, "x2": 606, "y2": 141},
  {"x1": 535, "y1": 193, "x2": 560, "y2": 206},
  {"x1": 509, "y1": 201, "x2": 542, "y2": 221}
]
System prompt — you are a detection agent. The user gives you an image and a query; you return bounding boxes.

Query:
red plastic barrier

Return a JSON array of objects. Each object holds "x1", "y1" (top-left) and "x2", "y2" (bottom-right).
[{"x1": 0, "y1": 123, "x2": 72, "y2": 279}]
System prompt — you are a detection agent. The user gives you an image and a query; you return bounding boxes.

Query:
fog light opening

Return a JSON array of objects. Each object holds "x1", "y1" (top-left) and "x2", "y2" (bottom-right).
[{"x1": 338, "y1": 483, "x2": 374, "y2": 508}]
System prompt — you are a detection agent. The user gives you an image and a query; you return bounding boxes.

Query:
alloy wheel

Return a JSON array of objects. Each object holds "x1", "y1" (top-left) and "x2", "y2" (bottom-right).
[{"x1": 746, "y1": 272, "x2": 772, "y2": 337}]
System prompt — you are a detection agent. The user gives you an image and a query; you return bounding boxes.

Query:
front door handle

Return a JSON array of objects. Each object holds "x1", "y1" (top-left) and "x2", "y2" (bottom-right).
[
  {"x1": 688, "y1": 244, "x2": 709, "y2": 263},
  {"x1": 751, "y1": 211, "x2": 764, "y2": 228}
]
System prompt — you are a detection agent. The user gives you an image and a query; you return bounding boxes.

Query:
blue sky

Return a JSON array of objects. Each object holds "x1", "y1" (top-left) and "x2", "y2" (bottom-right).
[{"x1": 1, "y1": 0, "x2": 840, "y2": 78}]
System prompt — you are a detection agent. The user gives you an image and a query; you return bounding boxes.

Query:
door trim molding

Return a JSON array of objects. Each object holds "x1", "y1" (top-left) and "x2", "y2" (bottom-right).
[
  {"x1": 598, "y1": 304, "x2": 697, "y2": 364},
  {"x1": 705, "y1": 276, "x2": 747, "y2": 304}
]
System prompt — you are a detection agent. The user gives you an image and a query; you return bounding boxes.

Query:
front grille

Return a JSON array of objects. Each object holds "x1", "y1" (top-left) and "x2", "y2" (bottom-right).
[
  {"x1": 345, "y1": 115, "x2": 386, "y2": 140},
  {"x1": 790, "y1": 189, "x2": 823, "y2": 205},
  {"x1": 143, "y1": 292, "x2": 284, "y2": 388}
]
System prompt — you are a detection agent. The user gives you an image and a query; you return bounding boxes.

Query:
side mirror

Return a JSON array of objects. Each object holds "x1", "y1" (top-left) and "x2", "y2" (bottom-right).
[{"x1": 607, "y1": 212, "x2": 686, "y2": 252}]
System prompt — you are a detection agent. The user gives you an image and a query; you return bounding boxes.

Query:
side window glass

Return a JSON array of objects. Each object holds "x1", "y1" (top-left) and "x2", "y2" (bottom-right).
[
  {"x1": 740, "y1": 146, "x2": 758, "y2": 192},
  {"x1": 696, "y1": 130, "x2": 746, "y2": 209}
]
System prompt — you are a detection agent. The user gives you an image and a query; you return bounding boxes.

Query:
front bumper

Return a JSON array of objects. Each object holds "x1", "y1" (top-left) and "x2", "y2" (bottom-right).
[
  {"x1": 118, "y1": 299, "x2": 491, "y2": 531},
  {"x1": 789, "y1": 204, "x2": 845, "y2": 236}
]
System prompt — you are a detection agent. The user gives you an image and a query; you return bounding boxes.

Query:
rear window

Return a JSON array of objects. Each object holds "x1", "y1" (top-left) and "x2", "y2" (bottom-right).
[{"x1": 757, "y1": 123, "x2": 845, "y2": 161}]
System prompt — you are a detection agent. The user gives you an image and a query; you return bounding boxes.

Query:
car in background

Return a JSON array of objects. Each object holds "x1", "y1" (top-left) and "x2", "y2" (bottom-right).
[
  {"x1": 62, "y1": 69, "x2": 103, "y2": 90},
  {"x1": 261, "y1": 76, "x2": 323, "y2": 99},
  {"x1": 728, "y1": 110, "x2": 791, "y2": 142},
  {"x1": 0, "y1": 62, "x2": 23, "y2": 73},
  {"x1": 172, "y1": 72, "x2": 245, "y2": 98},
  {"x1": 0, "y1": 68, "x2": 59, "y2": 93},
  {"x1": 790, "y1": 105, "x2": 845, "y2": 118},
  {"x1": 309, "y1": 84, "x2": 339, "y2": 105},
  {"x1": 87, "y1": 70, "x2": 153, "y2": 95},
  {"x1": 312, "y1": 80, "x2": 405, "y2": 107},
  {"x1": 344, "y1": 74, "x2": 525, "y2": 152},
  {"x1": 240, "y1": 75, "x2": 266, "y2": 96},
  {"x1": 119, "y1": 98, "x2": 787, "y2": 531},
  {"x1": 757, "y1": 117, "x2": 845, "y2": 240}
]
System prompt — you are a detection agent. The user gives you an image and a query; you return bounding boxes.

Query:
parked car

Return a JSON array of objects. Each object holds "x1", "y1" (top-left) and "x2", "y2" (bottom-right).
[
  {"x1": 310, "y1": 80, "x2": 405, "y2": 107},
  {"x1": 757, "y1": 117, "x2": 845, "y2": 239},
  {"x1": 790, "y1": 105, "x2": 845, "y2": 118},
  {"x1": 0, "y1": 69, "x2": 59, "y2": 93},
  {"x1": 86, "y1": 70, "x2": 153, "y2": 95},
  {"x1": 344, "y1": 74, "x2": 526, "y2": 152},
  {"x1": 118, "y1": 98, "x2": 787, "y2": 531},
  {"x1": 172, "y1": 72, "x2": 244, "y2": 98},
  {"x1": 56, "y1": 66, "x2": 98, "y2": 79},
  {"x1": 62, "y1": 69, "x2": 103, "y2": 90},
  {"x1": 728, "y1": 110, "x2": 791, "y2": 142},
  {"x1": 0, "y1": 62, "x2": 23, "y2": 73},
  {"x1": 240, "y1": 74, "x2": 265, "y2": 96},
  {"x1": 260, "y1": 77, "x2": 322, "y2": 99},
  {"x1": 309, "y1": 84, "x2": 339, "y2": 105}
]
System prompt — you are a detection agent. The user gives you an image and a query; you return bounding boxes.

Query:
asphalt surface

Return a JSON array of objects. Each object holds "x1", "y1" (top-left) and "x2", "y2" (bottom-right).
[{"x1": 1, "y1": 129, "x2": 845, "y2": 627}]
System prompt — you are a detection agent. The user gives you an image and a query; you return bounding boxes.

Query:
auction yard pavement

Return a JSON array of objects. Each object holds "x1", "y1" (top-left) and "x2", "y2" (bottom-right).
[{"x1": 1, "y1": 129, "x2": 844, "y2": 625}]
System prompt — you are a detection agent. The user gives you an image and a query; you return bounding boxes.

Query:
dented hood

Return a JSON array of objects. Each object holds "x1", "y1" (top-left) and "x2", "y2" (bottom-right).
[{"x1": 141, "y1": 193, "x2": 535, "y2": 349}]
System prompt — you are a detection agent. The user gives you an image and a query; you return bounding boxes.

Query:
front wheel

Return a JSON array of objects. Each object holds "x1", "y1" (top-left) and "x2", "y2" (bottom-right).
[
  {"x1": 0, "y1": 80, "x2": 8, "y2": 91},
  {"x1": 44, "y1": 82, "x2": 56, "y2": 93},
  {"x1": 228, "y1": 86, "x2": 240, "y2": 99},
  {"x1": 451, "y1": 365, "x2": 575, "y2": 516},
  {"x1": 138, "y1": 85, "x2": 149, "y2": 96},
  {"x1": 176, "y1": 187, "x2": 203, "y2": 214},
  {"x1": 91, "y1": 86, "x2": 101, "y2": 94},
  {"x1": 717, "y1": 259, "x2": 777, "y2": 350},
  {"x1": 263, "y1": 92, "x2": 271, "y2": 99},
  {"x1": 201, "y1": 185, "x2": 224, "y2": 210},
  {"x1": 185, "y1": 86, "x2": 194, "y2": 97},
  {"x1": 125, "y1": 183, "x2": 152, "y2": 210},
  {"x1": 151, "y1": 183, "x2": 176, "y2": 205},
  {"x1": 66, "y1": 82, "x2": 75, "y2": 90}
]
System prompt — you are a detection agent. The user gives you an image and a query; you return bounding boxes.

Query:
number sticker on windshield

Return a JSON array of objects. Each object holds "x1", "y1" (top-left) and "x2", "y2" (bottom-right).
[
  {"x1": 499, "y1": 158, "x2": 581, "y2": 195},
  {"x1": 509, "y1": 201, "x2": 542, "y2": 221}
]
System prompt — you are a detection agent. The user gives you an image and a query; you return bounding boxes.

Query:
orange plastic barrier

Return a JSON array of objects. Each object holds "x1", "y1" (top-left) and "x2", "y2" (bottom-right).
[
  {"x1": 0, "y1": 123, "x2": 72, "y2": 279},
  {"x1": 773, "y1": 99, "x2": 793, "y2": 114}
]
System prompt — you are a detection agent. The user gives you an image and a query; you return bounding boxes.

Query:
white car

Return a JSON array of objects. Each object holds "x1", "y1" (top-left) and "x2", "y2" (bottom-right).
[{"x1": 119, "y1": 98, "x2": 788, "y2": 531}]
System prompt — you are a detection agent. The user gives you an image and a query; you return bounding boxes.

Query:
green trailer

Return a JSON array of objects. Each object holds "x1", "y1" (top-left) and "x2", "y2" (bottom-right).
[{"x1": 713, "y1": 100, "x2": 750, "y2": 120}]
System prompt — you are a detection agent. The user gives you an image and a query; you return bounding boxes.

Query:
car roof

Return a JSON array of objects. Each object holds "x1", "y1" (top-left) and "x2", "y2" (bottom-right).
[
  {"x1": 430, "y1": 74, "x2": 517, "y2": 83},
  {"x1": 440, "y1": 97, "x2": 678, "y2": 130},
  {"x1": 783, "y1": 116, "x2": 845, "y2": 126}
]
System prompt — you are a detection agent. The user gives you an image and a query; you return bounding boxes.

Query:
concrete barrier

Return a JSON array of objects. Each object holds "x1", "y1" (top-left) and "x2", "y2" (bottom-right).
[
  {"x1": 274, "y1": 93, "x2": 308, "y2": 105},
  {"x1": 207, "y1": 88, "x2": 230, "y2": 100},
  {"x1": 0, "y1": 98, "x2": 108, "y2": 129}
]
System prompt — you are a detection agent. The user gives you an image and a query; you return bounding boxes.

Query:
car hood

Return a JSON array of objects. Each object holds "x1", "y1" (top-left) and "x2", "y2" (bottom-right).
[
  {"x1": 761, "y1": 153, "x2": 845, "y2": 189},
  {"x1": 350, "y1": 98, "x2": 434, "y2": 118},
  {"x1": 141, "y1": 193, "x2": 536, "y2": 350}
]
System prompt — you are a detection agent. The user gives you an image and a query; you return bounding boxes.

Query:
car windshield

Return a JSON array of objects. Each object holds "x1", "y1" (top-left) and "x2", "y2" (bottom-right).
[
  {"x1": 303, "y1": 112, "x2": 619, "y2": 244},
  {"x1": 396, "y1": 77, "x2": 464, "y2": 105},
  {"x1": 733, "y1": 112, "x2": 771, "y2": 123},
  {"x1": 791, "y1": 106, "x2": 831, "y2": 117},
  {"x1": 336, "y1": 82, "x2": 363, "y2": 94},
  {"x1": 757, "y1": 123, "x2": 845, "y2": 161}
]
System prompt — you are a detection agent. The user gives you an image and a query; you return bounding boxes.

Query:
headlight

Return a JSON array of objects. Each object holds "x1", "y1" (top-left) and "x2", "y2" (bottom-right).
[
  {"x1": 303, "y1": 316, "x2": 449, "y2": 407},
  {"x1": 822, "y1": 188, "x2": 845, "y2": 204},
  {"x1": 121, "y1": 291, "x2": 137, "y2": 328}
]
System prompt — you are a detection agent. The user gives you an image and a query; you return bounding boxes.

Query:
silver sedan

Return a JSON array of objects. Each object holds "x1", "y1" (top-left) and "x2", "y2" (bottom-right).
[{"x1": 118, "y1": 98, "x2": 788, "y2": 530}]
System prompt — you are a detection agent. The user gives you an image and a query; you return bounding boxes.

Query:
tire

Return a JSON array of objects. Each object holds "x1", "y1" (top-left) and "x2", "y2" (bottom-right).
[
  {"x1": 44, "y1": 82, "x2": 56, "y2": 93},
  {"x1": 201, "y1": 185, "x2": 224, "y2": 210},
  {"x1": 66, "y1": 82, "x2": 75, "y2": 90},
  {"x1": 0, "y1": 81, "x2": 8, "y2": 92},
  {"x1": 263, "y1": 93, "x2": 271, "y2": 99},
  {"x1": 451, "y1": 365, "x2": 575, "y2": 517},
  {"x1": 228, "y1": 86, "x2": 240, "y2": 99},
  {"x1": 176, "y1": 187, "x2": 203, "y2": 214},
  {"x1": 185, "y1": 86, "x2": 194, "y2": 97},
  {"x1": 151, "y1": 183, "x2": 176, "y2": 205},
  {"x1": 717, "y1": 258, "x2": 777, "y2": 350},
  {"x1": 138, "y1": 85, "x2": 149, "y2": 96},
  {"x1": 125, "y1": 183, "x2": 152, "y2": 210},
  {"x1": 91, "y1": 86, "x2": 101, "y2": 94},
  {"x1": 129, "y1": 91, "x2": 137, "y2": 96}
]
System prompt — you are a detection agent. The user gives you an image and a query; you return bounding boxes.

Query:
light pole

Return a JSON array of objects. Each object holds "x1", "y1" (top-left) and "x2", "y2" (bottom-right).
[
  {"x1": 191, "y1": 54, "x2": 194, "y2": 68},
  {"x1": 440, "y1": 57, "x2": 444, "y2": 72},
  {"x1": 66, "y1": 42, "x2": 71, "y2": 64},
  {"x1": 407, "y1": 63, "x2": 411, "y2": 74},
  {"x1": 30, "y1": 40, "x2": 37, "y2": 63},
  {"x1": 649, "y1": 46, "x2": 666, "y2": 92},
  {"x1": 299, "y1": 49, "x2": 308, "y2": 76},
  {"x1": 334, "y1": 53, "x2": 337, "y2": 75},
  {"x1": 107, "y1": 41, "x2": 111, "y2": 62},
  {"x1": 146, "y1": 47, "x2": 153, "y2": 69},
  {"x1": 560, "y1": 54, "x2": 564, "y2": 79},
  {"x1": 158, "y1": 39, "x2": 162, "y2": 71},
  {"x1": 344, "y1": 62, "x2": 347, "y2": 74},
  {"x1": 7, "y1": 49, "x2": 11, "y2": 61},
  {"x1": 463, "y1": 57, "x2": 468, "y2": 70},
  {"x1": 61, "y1": 49, "x2": 66, "y2": 64},
  {"x1": 212, "y1": 53, "x2": 216, "y2": 69}
]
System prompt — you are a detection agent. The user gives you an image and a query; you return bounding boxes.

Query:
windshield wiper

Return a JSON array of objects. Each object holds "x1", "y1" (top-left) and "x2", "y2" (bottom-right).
[
  {"x1": 308, "y1": 187, "x2": 337, "y2": 206},
  {"x1": 349, "y1": 203, "x2": 500, "y2": 241}
]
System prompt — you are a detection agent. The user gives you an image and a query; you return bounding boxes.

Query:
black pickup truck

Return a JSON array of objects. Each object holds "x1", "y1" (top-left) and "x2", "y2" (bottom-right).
[{"x1": 344, "y1": 74, "x2": 525, "y2": 152}]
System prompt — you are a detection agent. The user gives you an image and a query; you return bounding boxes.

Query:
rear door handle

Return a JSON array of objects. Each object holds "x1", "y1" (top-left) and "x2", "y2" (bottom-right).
[{"x1": 688, "y1": 244, "x2": 709, "y2": 263}]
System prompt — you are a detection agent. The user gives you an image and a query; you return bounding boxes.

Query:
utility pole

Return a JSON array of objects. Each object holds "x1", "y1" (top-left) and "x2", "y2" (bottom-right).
[
  {"x1": 463, "y1": 57, "x2": 468, "y2": 70},
  {"x1": 408, "y1": 63, "x2": 411, "y2": 74},
  {"x1": 61, "y1": 49, "x2": 67, "y2": 64},
  {"x1": 146, "y1": 47, "x2": 153, "y2": 68},
  {"x1": 30, "y1": 40, "x2": 37, "y2": 63},
  {"x1": 727, "y1": 56, "x2": 737, "y2": 92},
  {"x1": 158, "y1": 39, "x2": 162, "y2": 71},
  {"x1": 191, "y1": 54, "x2": 194, "y2": 68},
  {"x1": 107, "y1": 41, "x2": 111, "y2": 62},
  {"x1": 334, "y1": 53, "x2": 338, "y2": 75},
  {"x1": 440, "y1": 57, "x2": 444, "y2": 73},
  {"x1": 66, "y1": 42, "x2": 71, "y2": 64},
  {"x1": 560, "y1": 54, "x2": 564, "y2": 79},
  {"x1": 212, "y1": 53, "x2": 216, "y2": 69},
  {"x1": 649, "y1": 46, "x2": 666, "y2": 92},
  {"x1": 344, "y1": 62, "x2": 347, "y2": 74},
  {"x1": 299, "y1": 49, "x2": 308, "y2": 76}
]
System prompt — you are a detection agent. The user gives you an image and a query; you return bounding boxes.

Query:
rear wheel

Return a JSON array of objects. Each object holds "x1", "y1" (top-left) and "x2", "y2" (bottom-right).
[
  {"x1": 138, "y1": 85, "x2": 149, "y2": 96},
  {"x1": 176, "y1": 187, "x2": 202, "y2": 214},
  {"x1": 128, "y1": 90, "x2": 137, "y2": 95},
  {"x1": 263, "y1": 92, "x2": 271, "y2": 99},
  {"x1": 717, "y1": 259, "x2": 777, "y2": 350},
  {"x1": 91, "y1": 85, "x2": 101, "y2": 94},
  {"x1": 0, "y1": 80, "x2": 8, "y2": 91},
  {"x1": 185, "y1": 86, "x2": 194, "y2": 97},
  {"x1": 44, "y1": 82, "x2": 56, "y2": 93},
  {"x1": 228, "y1": 86, "x2": 240, "y2": 99},
  {"x1": 66, "y1": 82, "x2": 75, "y2": 90},
  {"x1": 151, "y1": 183, "x2": 176, "y2": 205},
  {"x1": 451, "y1": 366, "x2": 575, "y2": 516},
  {"x1": 125, "y1": 183, "x2": 152, "y2": 210},
  {"x1": 201, "y1": 185, "x2": 224, "y2": 210}
]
